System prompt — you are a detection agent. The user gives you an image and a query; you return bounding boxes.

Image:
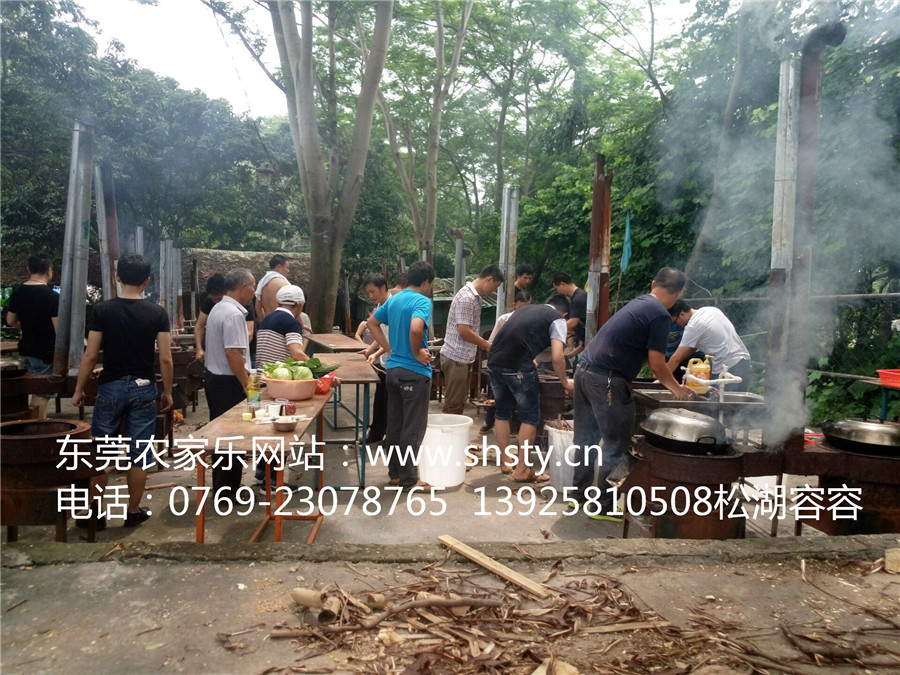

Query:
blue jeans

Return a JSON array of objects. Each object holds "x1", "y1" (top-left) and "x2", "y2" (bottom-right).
[
  {"x1": 23, "y1": 356, "x2": 56, "y2": 399},
  {"x1": 488, "y1": 367, "x2": 540, "y2": 427},
  {"x1": 92, "y1": 378, "x2": 159, "y2": 470}
]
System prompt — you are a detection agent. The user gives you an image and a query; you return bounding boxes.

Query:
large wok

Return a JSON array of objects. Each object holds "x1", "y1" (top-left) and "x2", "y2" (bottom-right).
[
  {"x1": 640, "y1": 409, "x2": 732, "y2": 456},
  {"x1": 822, "y1": 419, "x2": 900, "y2": 456}
]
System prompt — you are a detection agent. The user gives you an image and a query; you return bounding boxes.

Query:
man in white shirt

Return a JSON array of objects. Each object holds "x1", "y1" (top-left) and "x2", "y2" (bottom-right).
[
  {"x1": 489, "y1": 290, "x2": 531, "y2": 342},
  {"x1": 205, "y1": 268, "x2": 256, "y2": 496},
  {"x1": 666, "y1": 301, "x2": 752, "y2": 387}
]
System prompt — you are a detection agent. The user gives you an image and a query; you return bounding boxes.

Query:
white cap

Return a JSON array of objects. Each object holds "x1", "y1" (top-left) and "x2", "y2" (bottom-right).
[{"x1": 276, "y1": 284, "x2": 305, "y2": 305}]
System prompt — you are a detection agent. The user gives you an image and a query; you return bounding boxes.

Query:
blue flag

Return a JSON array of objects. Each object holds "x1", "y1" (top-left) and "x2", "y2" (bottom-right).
[{"x1": 620, "y1": 211, "x2": 633, "y2": 273}]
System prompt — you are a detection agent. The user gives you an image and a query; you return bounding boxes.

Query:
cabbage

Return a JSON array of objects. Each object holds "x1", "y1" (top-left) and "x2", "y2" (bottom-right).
[
  {"x1": 271, "y1": 367, "x2": 292, "y2": 381},
  {"x1": 293, "y1": 366, "x2": 314, "y2": 380}
]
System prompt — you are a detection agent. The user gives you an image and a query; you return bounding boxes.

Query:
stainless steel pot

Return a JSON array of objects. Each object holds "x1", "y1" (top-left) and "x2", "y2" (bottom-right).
[
  {"x1": 640, "y1": 409, "x2": 731, "y2": 455},
  {"x1": 822, "y1": 419, "x2": 900, "y2": 455}
]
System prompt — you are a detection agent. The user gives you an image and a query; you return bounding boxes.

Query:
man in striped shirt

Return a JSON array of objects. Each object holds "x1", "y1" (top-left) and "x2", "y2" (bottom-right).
[
  {"x1": 255, "y1": 285, "x2": 309, "y2": 366},
  {"x1": 439, "y1": 265, "x2": 504, "y2": 415}
]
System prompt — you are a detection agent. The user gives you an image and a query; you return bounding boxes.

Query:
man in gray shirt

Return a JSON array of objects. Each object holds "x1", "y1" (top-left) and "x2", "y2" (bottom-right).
[{"x1": 204, "y1": 268, "x2": 256, "y2": 496}]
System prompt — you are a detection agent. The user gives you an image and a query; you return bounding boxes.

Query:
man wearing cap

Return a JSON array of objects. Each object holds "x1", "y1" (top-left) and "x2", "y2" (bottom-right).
[{"x1": 255, "y1": 284, "x2": 310, "y2": 365}]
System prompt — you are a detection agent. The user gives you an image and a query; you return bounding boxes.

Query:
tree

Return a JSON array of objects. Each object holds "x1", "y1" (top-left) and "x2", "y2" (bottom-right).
[
  {"x1": 377, "y1": 0, "x2": 474, "y2": 261},
  {"x1": 206, "y1": 0, "x2": 394, "y2": 331},
  {"x1": 269, "y1": 0, "x2": 393, "y2": 331},
  {"x1": 1, "y1": 1, "x2": 287, "y2": 261}
]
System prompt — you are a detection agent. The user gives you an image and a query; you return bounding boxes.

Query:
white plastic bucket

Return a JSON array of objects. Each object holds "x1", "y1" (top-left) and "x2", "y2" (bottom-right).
[
  {"x1": 545, "y1": 421, "x2": 577, "y2": 497},
  {"x1": 419, "y1": 414, "x2": 473, "y2": 488}
]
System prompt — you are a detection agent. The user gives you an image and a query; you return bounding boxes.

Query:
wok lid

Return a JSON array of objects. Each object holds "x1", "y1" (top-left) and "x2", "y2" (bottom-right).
[
  {"x1": 641, "y1": 408, "x2": 727, "y2": 446},
  {"x1": 822, "y1": 419, "x2": 900, "y2": 449}
]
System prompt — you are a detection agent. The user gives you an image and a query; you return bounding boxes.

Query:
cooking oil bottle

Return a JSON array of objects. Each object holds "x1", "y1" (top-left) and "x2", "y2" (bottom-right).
[
  {"x1": 685, "y1": 357, "x2": 711, "y2": 395},
  {"x1": 246, "y1": 368, "x2": 261, "y2": 403}
]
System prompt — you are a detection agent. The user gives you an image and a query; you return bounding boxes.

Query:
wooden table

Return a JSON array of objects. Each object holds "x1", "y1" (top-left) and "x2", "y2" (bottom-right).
[
  {"x1": 0, "y1": 341, "x2": 19, "y2": 355},
  {"x1": 192, "y1": 393, "x2": 330, "y2": 544},
  {"x1": 316, "y1": 352, "x2": 380, "y2": 486},
  {"x1": 306, "y1": 333, "x2": 367, "y2": 354}
]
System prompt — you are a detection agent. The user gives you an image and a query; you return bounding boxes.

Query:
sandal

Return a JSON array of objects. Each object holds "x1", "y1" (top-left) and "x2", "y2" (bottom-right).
[
  {"x1": 400, "y1": 480, "x2": 431, "y2": 490},
  {"x1": 513, "y1": 472, "x2": 550, "y2": 484}
]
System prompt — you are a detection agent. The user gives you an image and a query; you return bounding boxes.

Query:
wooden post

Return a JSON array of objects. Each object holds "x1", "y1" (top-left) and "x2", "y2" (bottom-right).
[
  {"x1": 585, "y1": 154, "x2": 613, "y2": 342},
  {"x1": 342, "y1": 271, "x2": 352, "y2": 334},
  {"x1": 190, "y1": 257, "x2": 200, "y2": 320}
]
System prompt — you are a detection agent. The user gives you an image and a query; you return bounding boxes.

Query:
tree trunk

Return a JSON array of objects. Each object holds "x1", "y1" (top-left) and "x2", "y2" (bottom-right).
[
  {"x1": 307, "y1": 224, "x2": 341, "y2": 332},
  {"x1": 270, "y1": 0, "x2": 393, "y2": 332},
  {"x1": 378, "y1": 90, "x2": 423, "y2": 246},
  {"x1": 421, "y1": 0, "x2": 472, "y2": 261}
]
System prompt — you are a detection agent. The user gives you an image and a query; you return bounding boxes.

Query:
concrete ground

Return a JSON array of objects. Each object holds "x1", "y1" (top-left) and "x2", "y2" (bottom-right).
[
  {"x1": 18, "y1": 386, "x2": 822, "y2": 547},
  {"x1": 9, "y1": 385, "x2": 894, "y2": 674},
  {"x1": 2, "y1": 536, "x2": 899, "y2": 673}
]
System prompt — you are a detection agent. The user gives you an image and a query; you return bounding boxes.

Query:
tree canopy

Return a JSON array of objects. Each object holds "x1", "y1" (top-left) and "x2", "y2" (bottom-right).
[{"x1": 2, "y1": 0, "x2": 898, "y2": 419}]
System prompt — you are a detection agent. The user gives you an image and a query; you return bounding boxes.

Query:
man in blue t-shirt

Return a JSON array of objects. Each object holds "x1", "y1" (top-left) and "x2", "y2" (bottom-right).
[
  {"x1": 367, "y1": 261, "x2": 435, "y2": 488},
  {"x1": 572, "y1": 267, "x2": 694, "y2": 520}
]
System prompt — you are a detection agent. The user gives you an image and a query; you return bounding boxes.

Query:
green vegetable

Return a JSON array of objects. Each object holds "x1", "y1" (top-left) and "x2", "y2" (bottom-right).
[
  {"x1": 293, "y1": 366, "x2": 314, "y2": 380},
  {"x1": 271, "y1": 367, "x2": 292, "y2": 380},
  {"x1": 311, "y1": 363, "x2": 340, "y2": 377}
]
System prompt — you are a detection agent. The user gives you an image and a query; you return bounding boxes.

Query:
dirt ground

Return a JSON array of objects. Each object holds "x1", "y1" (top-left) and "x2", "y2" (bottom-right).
[{"x1": 2, "y1": 543, "x2": 899, "y2": 674}]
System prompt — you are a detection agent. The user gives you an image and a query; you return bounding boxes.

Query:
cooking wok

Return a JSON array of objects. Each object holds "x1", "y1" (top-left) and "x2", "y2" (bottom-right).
[
  {"x1": 641, "y1": 409, "x2": 732, "y2": 456},
  {"x1": 822, "y1": 419, "x2": 900, "y2": 456}
]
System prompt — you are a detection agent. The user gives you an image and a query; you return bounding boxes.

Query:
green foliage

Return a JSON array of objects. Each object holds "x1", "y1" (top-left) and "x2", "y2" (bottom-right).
[
  {"x1": 1, "y1": 1, "x2": 294, "y2": 259},
  {"x1": 342, "y1": 147, "x2": 411, "y2": 288},
  {"x1": 2, "y1": 0, "x2": 897, "y2": 426}
]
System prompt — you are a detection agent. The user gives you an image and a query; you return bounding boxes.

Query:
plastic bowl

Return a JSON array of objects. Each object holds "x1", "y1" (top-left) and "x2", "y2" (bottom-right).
[{"x1": 263, "y1": 378, "x2": 317, "y2": 401}]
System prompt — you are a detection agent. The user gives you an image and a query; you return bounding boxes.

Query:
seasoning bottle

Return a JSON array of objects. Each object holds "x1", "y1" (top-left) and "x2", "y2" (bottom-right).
[
  {"x1": 685, "y1": 358, "x2": 711, "y2": 395},
  {"x1": 246, "y1": 368, "x2": 261, "y2": 403}
]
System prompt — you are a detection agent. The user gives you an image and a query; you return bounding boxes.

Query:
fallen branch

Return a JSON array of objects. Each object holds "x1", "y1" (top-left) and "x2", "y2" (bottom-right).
[
  {"x1": 325, "y1": 597, "x2": 504, "y2": 634},
  {"x1": 803, "y1": 576, "x2": 900, "y2": 629},
  {"x1": 579, "y1": 620, "x2": 671, "y2": 635},
  {"x1": 4, "y1": 599, "x2": 27, "y2": 613},
  {"x1": 99, "y1": 543, "x2": 124, "y2": 560},
  {"x1": 136, "y1": 625, "x2": 162, "y2": 637},
  {"x1": 437, "y1": 535, "x2": 550, "y2": 599}
]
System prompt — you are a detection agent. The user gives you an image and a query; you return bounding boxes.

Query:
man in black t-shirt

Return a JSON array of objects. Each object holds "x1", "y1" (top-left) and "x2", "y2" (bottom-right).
[
  {"x1": 194, "y1": 273, "x2": 257, "y2": 363},
  {"x1": 551, "y1": 272, "x2": 588, "y2": 356},
  {"x1": 514, "y1": 263, "x2": 534, "y2": 302},
  {"x1": 5, "y1": 252, "x2": 59, "y2": 418},
  {"x1": 571, "y1": 267, "x2": 693, "y2": 520},
  {"x1": 73, "y1": 255, "x2": 173, "y2": 528},
  {"x1": 487, "y1": 295, "x2": 573, "y2": 482}
]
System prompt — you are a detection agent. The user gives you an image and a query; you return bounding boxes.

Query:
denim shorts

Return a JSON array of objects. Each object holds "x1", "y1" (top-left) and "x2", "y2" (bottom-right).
[
  {"x1": 23, "y1": 356, "x2": 56, "y2": 399},
  {"x1": 488, "y1": 367, "x2": 541, "y2": 427},
  {"x1": 91, "y1": 378, "x2": 159, "y2": 470}
]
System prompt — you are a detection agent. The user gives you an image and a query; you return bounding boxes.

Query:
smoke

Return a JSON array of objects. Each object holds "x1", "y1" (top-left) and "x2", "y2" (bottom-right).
[{"x1": 658, "y1": 0, "x2": 900, "y2": 444}]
